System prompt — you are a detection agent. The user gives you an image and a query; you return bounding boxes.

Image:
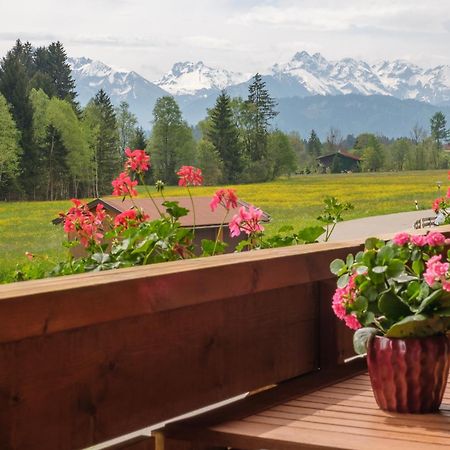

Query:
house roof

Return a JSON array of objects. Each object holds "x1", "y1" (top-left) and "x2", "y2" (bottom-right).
[
  {"x1": 53, "y1": 197, "x2": 271, "y2": 228},
  {"x1": 316, "y1": 150, "x2": 361, "y2": 161}
]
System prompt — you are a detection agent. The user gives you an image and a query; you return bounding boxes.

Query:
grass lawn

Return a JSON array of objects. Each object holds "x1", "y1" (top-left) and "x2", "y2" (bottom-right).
[{"x1": 0, "y1": 170, "x2": 446, "y2": 281}]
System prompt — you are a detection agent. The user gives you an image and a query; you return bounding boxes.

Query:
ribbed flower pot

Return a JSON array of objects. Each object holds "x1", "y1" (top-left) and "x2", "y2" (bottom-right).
[{"x1": 367, "y1": 334, "x2": 450, "y2": 413}]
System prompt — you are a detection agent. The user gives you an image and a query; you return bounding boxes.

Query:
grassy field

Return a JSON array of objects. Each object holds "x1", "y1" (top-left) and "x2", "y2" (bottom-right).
[{"x1": 0, "y1": 170, "x2": 447, "y2": 281}]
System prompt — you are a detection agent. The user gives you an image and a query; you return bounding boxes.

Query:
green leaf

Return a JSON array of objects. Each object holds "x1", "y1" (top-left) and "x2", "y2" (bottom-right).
[
  {"x1": 235, "y1": 239, "x2": 250, "y2": 252},
  {"x1": 355, "y1": 265, "x2": 369, "y2": 275},
  {"x1": 201, "y1": 239, "x2": 216, "y2": 256},
  {"x1": 201, "y1": 239, "x2": 228, "y2": 256},
  {"x1": 372, "y1": 265, "x2": 387, "y2": 274},
  {"x1": 337, "y1": 273, "x2": 350, "y2": 288},
  {"x1": 406, "y1": 281, "x2": 421, "y2": 300},
  {"x1": 353, "y1": 327, "x2": 379, "y2": 355},
  {"x1": 386, "y1": 259, "x2": 405, "y2": 278},
  {"x1": 353, "y1": 296, "x2": 369, "y2": 312},
  {"x1": 360, "y1": 311, "x2": 376, "y2": 327},
  {"x1": 376, "y1": 245, "x2": 394, "y2": 264},
  {"x1": 346, "y1": 254, "x2": 354, "y2": 267},
  {"x1": 297, "y1": 225, "x2": 325, "y2": 243},
  {"x1": 378, "y1": 290, "x2": 412, "y2": 319},
  {"x1": 162, "y1": 201, "x2": 189, "y2": 219},
  {"x1": 355, "y1": 251, "x2": 364, "y2": 263},
  {"x1": 278, "y1": 225, "x2": 294, "y2": 233},
  {"x1": 330, "y1": 258, "x2": 346, "y2": 275},
  {"x1": 417, "y1": 289, "x2": 443, "y2": 314},
  {"x1": 365, "y1": 237, "x2": 384, "y2": 250},
  {"x1": 362, "y1": 249, "x2": 377, "y2": 267},
  {"x1": 386, "y1": 315, "x2": 447, "y2": 338},
  {"x1": 412, "y1": 259, "x2": 424, "y2": 275}
]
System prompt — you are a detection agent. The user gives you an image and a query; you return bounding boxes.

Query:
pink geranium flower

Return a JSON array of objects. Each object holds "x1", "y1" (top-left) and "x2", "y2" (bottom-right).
[
  {"x1": 392, "y1": 232, "x2": 410, "y2": 246},
  {"x1": 229, "y1": 205, "x2": 264, "y2": 237},
  {"x1": 424, "y1": 254, "x2": 449, "y2": 287},
  {"x1": 124, "y1": 148, "x2": 150, "y2": 173},
  {"x1": 426, "y1": 231, "x2": 446, "y2": 247},
  {"x1": 112, "y1": 172, "x2": 138, "y2": 197},
  {"x1": 177, "y1": 166, "x2": 203, "y2": 187},
  {"x1": 331, "y1": 274, "x2": 361, "y2": 330},
  {"x1": 411, "y1": 235, "x2": 427, "y2": 247},
  {"x1": 210, "y1": 189, "x2": 239, "y2": 212}
]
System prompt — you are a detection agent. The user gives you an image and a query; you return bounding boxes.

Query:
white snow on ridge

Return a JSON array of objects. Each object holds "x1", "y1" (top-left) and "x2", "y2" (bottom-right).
[{"x1": 156, "y1": 61, "x2": 250, "y2": 95}]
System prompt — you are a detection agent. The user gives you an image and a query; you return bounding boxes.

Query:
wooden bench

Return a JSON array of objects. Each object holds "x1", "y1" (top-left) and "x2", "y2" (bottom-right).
[{"x1": 156, "y1": 365, "x2": 450, "y2": 450}]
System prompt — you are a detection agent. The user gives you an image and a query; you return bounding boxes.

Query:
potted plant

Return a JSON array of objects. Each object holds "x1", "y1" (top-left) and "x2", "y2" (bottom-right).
[{"x1": 330, "y1": 231, "x2": 450, "y2": 413}]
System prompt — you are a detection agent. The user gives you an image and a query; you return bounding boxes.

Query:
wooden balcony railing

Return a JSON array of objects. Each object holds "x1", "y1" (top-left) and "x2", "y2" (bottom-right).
[{"x1": 2, "y1": 227, "x2": 445, "y2": 450}]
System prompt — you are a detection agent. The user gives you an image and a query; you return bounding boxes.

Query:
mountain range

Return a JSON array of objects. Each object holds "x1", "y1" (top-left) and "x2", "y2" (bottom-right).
[{"x1": 68, "y1": 52, "x2": 450, "y2": 138}]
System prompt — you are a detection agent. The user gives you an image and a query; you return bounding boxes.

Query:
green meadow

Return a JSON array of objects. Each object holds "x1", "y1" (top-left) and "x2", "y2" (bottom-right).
[{"x1": 0, "y1": 170, "x2": 446, "y2": 282}]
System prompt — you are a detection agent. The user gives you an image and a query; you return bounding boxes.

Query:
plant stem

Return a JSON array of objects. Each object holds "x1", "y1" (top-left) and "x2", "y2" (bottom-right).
[
  {"x1": 187, "y1": 186, "x2": 196, "y2": 232},
  {"x1": 212, "y1": 209, "x2": 229, "y2": 256},
  {"x1": 139, "y1": 174, "x2": 164, "y2": 218}
]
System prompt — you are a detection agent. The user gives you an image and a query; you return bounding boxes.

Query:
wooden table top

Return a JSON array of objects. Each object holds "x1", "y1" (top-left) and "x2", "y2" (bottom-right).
[{"x1": 207, "y1": 373, "x2": 450, "y2": 450}]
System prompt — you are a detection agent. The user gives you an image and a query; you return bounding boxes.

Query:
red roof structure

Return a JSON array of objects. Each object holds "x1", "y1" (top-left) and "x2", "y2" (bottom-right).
[{"x1": 78, "y1": 197, "x2": 270, "y2": 228}]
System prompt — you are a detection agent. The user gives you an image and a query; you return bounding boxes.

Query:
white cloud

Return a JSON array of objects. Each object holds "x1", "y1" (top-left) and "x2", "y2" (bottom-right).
[
  {"x1": 183, "y1": 36, "x2": 234, "y2": 51},
  {"x1": 0, "y1": 0, "x2": 448, "y2": 80}
]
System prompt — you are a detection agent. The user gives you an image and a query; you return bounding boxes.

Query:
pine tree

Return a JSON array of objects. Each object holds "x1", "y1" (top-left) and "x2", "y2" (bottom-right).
[
  {"x1": 307, "y1": 130, "x2": 322, "y2": 157},
  {"x1": 32, "y1": 42, "x2": 78, "y2": 108},
  {"x1": 245, "y1": 73, "x2": 278, "y2": 161},
  {"x1": 430, "y1": 112, "x2": 449, "y2": 149},
  {"x1": 129, "y1": 126, "x2": 147, "y2": 150},
  {"x1": 48, "y1": 42, "x2": 78, "y2": 107},
  {"x1": 92, "y1": 89, "x2": 120, "y2": 196},
  {"x1": 207, "y1": 91, "x2": 242, "y2": 183}
]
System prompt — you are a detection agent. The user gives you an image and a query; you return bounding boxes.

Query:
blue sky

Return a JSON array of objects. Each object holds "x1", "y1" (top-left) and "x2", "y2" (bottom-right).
[{"x1": 1, "y1": 0, "x2": 449, "y2": 80}]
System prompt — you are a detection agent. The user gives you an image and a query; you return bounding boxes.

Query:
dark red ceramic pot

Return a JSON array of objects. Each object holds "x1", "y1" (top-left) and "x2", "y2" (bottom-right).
[{"x1": 367, "y1": 334, "x2": 449, "y2": 413}]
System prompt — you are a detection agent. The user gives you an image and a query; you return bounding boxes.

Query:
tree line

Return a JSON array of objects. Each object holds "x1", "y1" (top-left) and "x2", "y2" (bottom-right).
[
  {"x1": 300, "y1": 114, "x2": 450, "y2": 174},
  {"x1": 1, "y1": 39, "x2": 450, "y2": 200}
]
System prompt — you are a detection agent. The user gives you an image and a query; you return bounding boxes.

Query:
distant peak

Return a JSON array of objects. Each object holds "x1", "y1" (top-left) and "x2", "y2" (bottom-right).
[{"x1": 293, "y1": 50, "x2": 312, "y2": 61}]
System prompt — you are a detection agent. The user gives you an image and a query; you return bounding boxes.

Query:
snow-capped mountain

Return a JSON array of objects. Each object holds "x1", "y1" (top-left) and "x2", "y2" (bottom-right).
[
  {"x1": 156, "y1": 61, "x2": 250, "y2": 96},
  {"x1": 69, "y1": 57, "x2": 168, "y2": 126},
  {"x1": 268, "y1": 51, "x2": 450, "y2": 104},
  {"x1": 68, "y1": 53, "x2": 450, "y2": 136}
]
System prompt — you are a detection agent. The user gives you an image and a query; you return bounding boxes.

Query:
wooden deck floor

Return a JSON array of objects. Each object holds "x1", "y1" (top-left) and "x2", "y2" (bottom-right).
[{"x1": 165, "y1": 373, "x2": 450, "y2": 450}]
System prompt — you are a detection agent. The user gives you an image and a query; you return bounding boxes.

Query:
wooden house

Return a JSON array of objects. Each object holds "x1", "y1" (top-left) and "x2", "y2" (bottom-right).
[{"x1": 317, "y1": 150, "x2": 361, "y2": 172}]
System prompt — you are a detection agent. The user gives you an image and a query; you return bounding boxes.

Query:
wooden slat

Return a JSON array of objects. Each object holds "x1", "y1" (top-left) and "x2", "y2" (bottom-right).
[
  {"x1": 0, "y1": 284, "x2": 318, "y2": 449},
  {"x1": 103, "y1": 436, "x2": 154, "y2": 450},
  {"x1": 0, "y1": 235, "x2": 394, "y2": 344},
  {"x1": 163, "y1": 373, "x2": 450, "y2": 450}
]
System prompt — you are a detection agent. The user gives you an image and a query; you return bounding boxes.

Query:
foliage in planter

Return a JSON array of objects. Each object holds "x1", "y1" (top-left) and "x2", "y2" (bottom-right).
[
  {"x1": 15, "y1": 148, "x2": 353, "y2": 281},
  {"x1": 330, "y1": 232, "x2": 450, "y2": 354}
]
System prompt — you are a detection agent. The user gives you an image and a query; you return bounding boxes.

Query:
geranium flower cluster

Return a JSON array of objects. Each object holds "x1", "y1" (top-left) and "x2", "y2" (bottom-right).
[
  {"x1": 124, "y1": 148, "x2": 150, "y2": 173},
  {"x1": 393, "y1": 231, "x2": 447, "y2": 247},
  {"x1": 114, "y1": 208, "x2": 149, "y2": 229},
  {"x1": 424, "y1": 255, "x2": 450, "y2": 291},
  {"x1": 177, "y1": 166, "x2": 203, "y2": 187},
  {"x1": 332, "y1": 274, "x2": 361, "y2": 330},
  {"x1": 210, "y1": 189, "x2": 238, "y2": 212},
  {"x1": 229, "y1": 205, "x2": 264, "y2": 237},
  {"x1": 112, "y1": 148, "x2": 151, "y2": 198},
  {"x1": 112, "y1": 172, "x2": 138, "y2": 197},
  {"x1": 62, "y1": 199, "x2": 106, "y2": 248}
]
